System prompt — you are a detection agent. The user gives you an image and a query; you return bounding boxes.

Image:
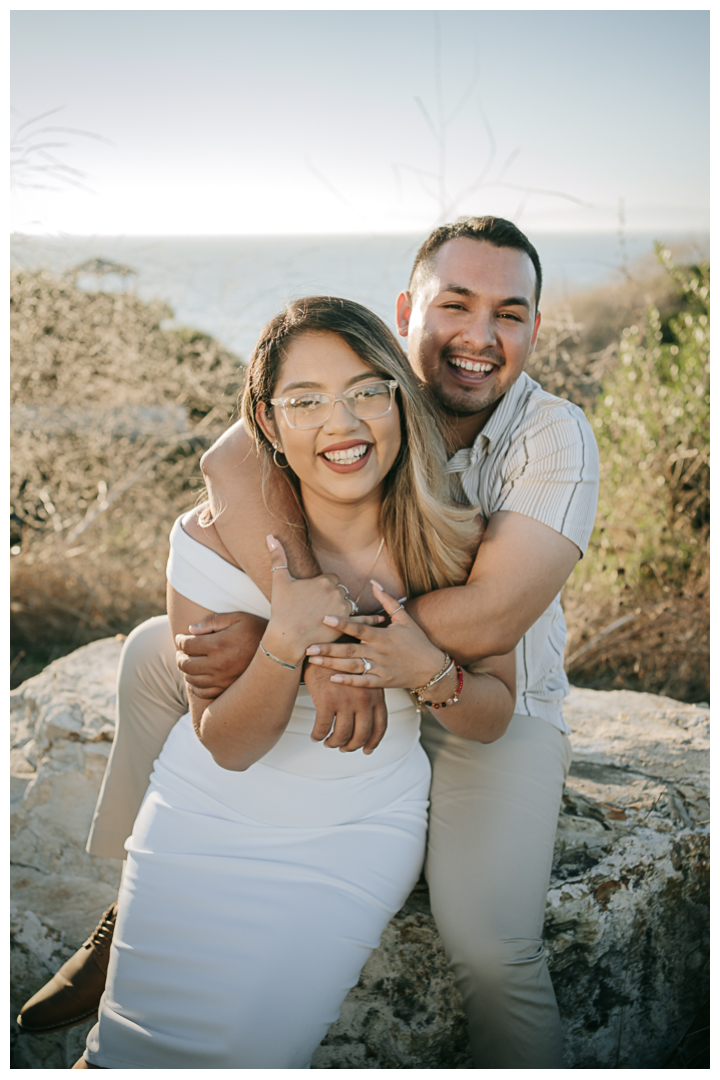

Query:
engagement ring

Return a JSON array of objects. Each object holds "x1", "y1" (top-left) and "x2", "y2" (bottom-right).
[{"x1": 361, "y1": 658, "x2": 372, "y2": 674}]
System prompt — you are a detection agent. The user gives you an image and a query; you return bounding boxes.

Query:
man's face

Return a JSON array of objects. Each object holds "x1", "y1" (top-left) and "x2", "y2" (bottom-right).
[{"x1": 396, "y1": 238, "x2": 541, "y2": 423}]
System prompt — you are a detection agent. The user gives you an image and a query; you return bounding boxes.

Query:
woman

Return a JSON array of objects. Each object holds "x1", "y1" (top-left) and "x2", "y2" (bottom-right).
[{"x1": 77, "y1": 297, "x2": 516, "y2": 1069}]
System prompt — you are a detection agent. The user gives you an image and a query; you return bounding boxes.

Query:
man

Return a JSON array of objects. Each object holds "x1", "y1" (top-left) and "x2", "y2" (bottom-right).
[{"x1": 19, "y1": 217, "x2": 599, "y2": 1067}]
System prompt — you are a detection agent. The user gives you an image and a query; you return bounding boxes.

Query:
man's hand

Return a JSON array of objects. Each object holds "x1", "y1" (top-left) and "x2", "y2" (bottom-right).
[
  {"x1": 406, "y1": 511, "x2": 582, "y2": 662},
  {"x1": 175, "y1": 611, "x2": 267, "y2": 699},
  {"x1": 304, "y1": 663, "x2": 388, "y2": 755}
]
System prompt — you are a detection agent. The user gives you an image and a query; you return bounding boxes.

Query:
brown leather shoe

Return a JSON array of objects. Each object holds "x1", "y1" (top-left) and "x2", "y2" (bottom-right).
[{"x1": 17, "y1": 903, "x2": 117, "y2": 1034}]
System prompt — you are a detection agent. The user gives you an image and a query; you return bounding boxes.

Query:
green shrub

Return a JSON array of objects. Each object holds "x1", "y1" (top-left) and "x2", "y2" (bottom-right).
[
  {"x1": 564, "y1": 248, "x2": 709, "y2": 701},
  {"x1": 579, "y1": 248, "x2": 709, "y2": 596}
]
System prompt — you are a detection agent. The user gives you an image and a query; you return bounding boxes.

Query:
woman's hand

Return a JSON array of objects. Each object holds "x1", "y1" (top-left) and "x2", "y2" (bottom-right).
[
  {"x1": 262, "y1": 536, "x2": 382, "y2": 664},
  {"x1": 305, "y1": 581, "x2": 447, "y2": 691}
]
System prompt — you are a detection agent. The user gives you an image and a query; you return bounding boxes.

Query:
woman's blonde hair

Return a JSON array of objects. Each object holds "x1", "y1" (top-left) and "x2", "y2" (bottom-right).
[{"x1": 242, "y1": 296, "x2": 480, "y2": 598}]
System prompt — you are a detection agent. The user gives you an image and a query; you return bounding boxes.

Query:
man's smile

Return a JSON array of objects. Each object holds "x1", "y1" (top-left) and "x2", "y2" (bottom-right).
[
  {"x1": 444, "y1": 350, "x2": 503, "y2": 385},
  {"x1": 449, "y1": 358, "x2": 495, "y2": 373}
]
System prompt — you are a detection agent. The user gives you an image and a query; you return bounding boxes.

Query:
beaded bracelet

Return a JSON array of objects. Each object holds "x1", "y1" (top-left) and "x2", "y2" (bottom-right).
[{"x1": 415, "y1": 660, "x2": 464, "y2": 711}]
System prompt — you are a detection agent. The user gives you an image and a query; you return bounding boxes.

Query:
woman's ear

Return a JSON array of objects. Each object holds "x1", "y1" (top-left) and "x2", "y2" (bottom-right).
[{"x1": 256, "y1": 401, "x2": 278, "y2": 447}]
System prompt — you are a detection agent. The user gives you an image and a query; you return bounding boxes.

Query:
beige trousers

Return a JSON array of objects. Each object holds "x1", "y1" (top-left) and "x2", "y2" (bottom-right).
[{"x1": 87, "y1": 615, "x2": 571, "y2": 1068}]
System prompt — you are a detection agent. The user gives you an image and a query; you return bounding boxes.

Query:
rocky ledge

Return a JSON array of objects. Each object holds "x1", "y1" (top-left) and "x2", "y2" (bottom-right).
[{"x1": 10, "y1": 640, "x2": 709, "y2": 1068}]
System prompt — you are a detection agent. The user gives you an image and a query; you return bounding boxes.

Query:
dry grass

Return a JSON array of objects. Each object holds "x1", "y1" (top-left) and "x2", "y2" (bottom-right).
[
  {"x1": 563, "y1": 583, "x2": 709, "y2": 703},
  {"x1": 11, "y1": 266, "x2": 243, "y2": 684}
]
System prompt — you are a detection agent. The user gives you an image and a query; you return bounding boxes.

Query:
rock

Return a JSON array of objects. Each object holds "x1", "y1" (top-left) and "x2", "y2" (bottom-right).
[
  {"x1": 10, "y1": 639, "x2": 125, "y2": 1071},
  {"x1": 10, "y1": 643, "x2": 709, "y2": 1069},
  {"x1": 547, "y1": 689, "x2": 709, "y2": 1068}
]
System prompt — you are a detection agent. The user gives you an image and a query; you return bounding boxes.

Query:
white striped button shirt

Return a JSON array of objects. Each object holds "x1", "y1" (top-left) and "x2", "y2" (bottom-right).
[{"x1": 445, "y1": 372, "x2": 599, "y2": 733}]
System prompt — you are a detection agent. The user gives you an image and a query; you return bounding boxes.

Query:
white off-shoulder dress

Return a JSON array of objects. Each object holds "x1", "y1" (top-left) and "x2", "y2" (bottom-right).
[{"x1": 84, "y1": 519, "x2": 430, "y2": 1069}]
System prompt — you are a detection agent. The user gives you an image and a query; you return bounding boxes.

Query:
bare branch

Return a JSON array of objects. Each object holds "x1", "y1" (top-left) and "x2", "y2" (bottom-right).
[
  {"x1": 413, "y1": 96, "x2": 441, "y2": 144},
  {"x1": 433, "y1": 12, "x2": 445, "y2": 131},
  {"x1": 513, "y1": 195, "x2": 529, "y2": 221},
  {"x1": 498, "y1": 146, "x2": 522, "y2": 181},
  {"x1": 445, "y1": 41, "x2": 482, "y2": 127},
  {"x1": 305, "y1": 157, "x2": 367, "y2": 223},
  {"x1": 392, "y1": 163, "x2": 403, "y2": 204},
  {"x1": 393, "y1": 162, "x2": 440, "y2": 204},
  {"x1": 477, "y1": 102, "x2": 497, "y2": 176},
  {"x1": 394, "y1": 161, "x2": 439, "y2": 183},
  {"x1": 495, "y1": 181, "x2": 592, "y2": 207}
]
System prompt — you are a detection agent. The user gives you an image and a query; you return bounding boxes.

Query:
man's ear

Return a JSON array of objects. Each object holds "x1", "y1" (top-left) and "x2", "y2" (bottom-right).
[
  {"x1": 395, "y1": 291, "x2": 413, "y2": 339},
  {"x1": 527, "y1": 311, "x2": 541, "y2": 357},
  {"x1": 256, "y1": 401, "x2": 278, "y2": 447}
]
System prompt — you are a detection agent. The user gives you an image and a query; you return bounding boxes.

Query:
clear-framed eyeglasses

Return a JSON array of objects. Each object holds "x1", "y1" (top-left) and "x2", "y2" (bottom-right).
[{"x1": 269, "y1": 380, "x2": 398, "y2": 429}]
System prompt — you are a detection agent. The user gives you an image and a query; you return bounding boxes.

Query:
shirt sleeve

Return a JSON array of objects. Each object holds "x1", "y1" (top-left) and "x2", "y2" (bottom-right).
[{"x1": 493, "y1": 402, "x2": 599, "y2": 555}]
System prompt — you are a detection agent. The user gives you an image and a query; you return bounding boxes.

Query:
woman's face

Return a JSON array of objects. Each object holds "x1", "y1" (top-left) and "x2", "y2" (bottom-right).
[{"x1": 257, "y1": 331, "x2": 402, "y2": 508}]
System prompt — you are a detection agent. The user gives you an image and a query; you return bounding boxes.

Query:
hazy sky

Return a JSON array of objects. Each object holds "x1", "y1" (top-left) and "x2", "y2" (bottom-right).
[{"x1": 11, "y1": 7, "x2": 710, "y2": 236}]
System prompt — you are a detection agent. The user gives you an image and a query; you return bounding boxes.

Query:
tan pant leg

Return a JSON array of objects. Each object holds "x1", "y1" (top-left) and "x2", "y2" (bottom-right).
[
  {"x1": 85, "y1": 615, "x2": 188, "y2": 860},
  {"x1": 420, "y1": 711, "x2": 572, "y2": 1068}
]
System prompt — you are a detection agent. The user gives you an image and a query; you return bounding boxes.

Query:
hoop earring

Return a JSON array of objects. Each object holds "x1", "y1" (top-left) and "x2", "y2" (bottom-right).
[{"x1": 272, "y1": 443, "x2": 290, "y2": 469}]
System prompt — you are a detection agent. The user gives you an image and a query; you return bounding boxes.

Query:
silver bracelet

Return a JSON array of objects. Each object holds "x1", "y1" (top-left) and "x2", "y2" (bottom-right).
[
  {"x1": 259, "y1": 642, "x2": 298, "y2": 671},
  {"x1": 411, "y1": 653, "x2": 452, "y2": 696}
]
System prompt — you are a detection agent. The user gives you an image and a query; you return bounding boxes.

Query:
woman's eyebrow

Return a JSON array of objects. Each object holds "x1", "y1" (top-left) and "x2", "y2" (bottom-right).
[
  {"x1": 279, "y1": 373, "x2": 380, "y2": 394},
  {"x1": 346, "y1": 372, "x2": 383, "y2": 387},
  {"x1": 277, "y1": 380, "x2": 325, "y2": 394}
]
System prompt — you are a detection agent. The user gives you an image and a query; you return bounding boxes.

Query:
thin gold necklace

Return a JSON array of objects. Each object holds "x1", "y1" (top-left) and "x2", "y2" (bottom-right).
[
  {"x1": 310, "y1": 535, "x2": 386, "y2": 609},
  {"x1": 353, "y1": 537, "x2": 385, "y2": 606}
]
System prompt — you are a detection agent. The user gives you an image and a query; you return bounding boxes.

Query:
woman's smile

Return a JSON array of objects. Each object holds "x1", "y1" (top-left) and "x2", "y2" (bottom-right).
[{"x1": 319, "y1": 439, "x2": 373, "y2": 472}]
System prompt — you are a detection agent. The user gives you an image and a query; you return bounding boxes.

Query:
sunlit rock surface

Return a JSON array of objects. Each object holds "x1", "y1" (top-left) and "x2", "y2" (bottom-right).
[{"x1": 10, "y1": 642, "x2": 709, "y2": 1069}]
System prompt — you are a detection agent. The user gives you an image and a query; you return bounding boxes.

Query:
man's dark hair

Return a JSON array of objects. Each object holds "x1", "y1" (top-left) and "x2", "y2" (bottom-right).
[{"x1": 409, "y1": 216, "x2": 543, "y2": 310}]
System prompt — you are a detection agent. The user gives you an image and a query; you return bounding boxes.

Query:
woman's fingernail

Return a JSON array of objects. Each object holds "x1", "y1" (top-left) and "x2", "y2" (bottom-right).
[
  {"x1": 323, "y1": 616, "x2": 339, "y2": 627},
  {"x1": 266, "y1": 535, "x2": 276, "y2": 551},
  {"x1": 306, "y1": 657, "x2": 322, "y2": 665},
  {"x1": 306, "y1": 645, "x2": 320, "y2": 655},
  {"x1": 189, "y1": 624, "x2": 200, "y2": 632},
  {"x1": 370, "y1": 579, "x2": 384, "y2": 591},
  {"x1": 330, "y1": 674, "x2": 343, "y2": 682}
]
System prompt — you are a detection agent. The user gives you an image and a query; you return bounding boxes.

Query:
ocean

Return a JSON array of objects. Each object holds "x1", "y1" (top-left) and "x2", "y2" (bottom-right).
[{"x1": 10, "y1": 231, "x2": 706, "y2": 361}]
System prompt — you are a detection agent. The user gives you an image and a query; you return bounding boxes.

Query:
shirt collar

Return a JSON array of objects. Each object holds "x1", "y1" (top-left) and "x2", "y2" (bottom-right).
[
  {"x1": 471, "y1": 371, "x2": 534, "y2": 455},
  {"x1": 445, "y1": 372, "x2": 535, "y2": 473}
]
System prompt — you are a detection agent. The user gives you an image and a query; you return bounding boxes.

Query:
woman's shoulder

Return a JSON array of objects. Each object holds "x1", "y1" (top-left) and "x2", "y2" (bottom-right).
[
  {"x1": 169, "y1": 506, "x2": 271, "y2": 619},
  {"x1": 180, "y1": 505, "x2": 243, "y2": 570}
]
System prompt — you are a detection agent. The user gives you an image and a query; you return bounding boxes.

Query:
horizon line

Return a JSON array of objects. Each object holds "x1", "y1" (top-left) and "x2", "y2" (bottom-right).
[{"x1": 11, "y1": 227, "x2": 710, "y2": 241}]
